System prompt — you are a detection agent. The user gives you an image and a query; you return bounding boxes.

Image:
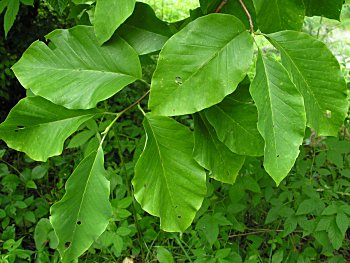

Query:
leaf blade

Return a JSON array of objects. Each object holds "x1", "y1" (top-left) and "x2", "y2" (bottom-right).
[{"x1": 133, "y1": 114, "x2": 206, "y2": 232}]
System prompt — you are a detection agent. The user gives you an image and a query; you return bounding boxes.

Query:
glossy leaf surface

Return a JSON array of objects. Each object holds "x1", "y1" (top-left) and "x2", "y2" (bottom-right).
[
  {"x1": 133, "y1": 114, "x2": 206, "y2": 232},
  {"x1": 304, "y1": 0, "x2": 343, "y2": 20},
  {"x1": 0, "y1": 96, "x2": 99, "y2": 162},
  {"x1": 12, "y1": 26, "x2": 141, "y2": 109},
  {"x1": 253, "y1": 0, "x2": 305, "y2": 33},
  {"x1": 193, "y1": 113, "x2": 245, "y2": 184},
  {"x1": 118, "y1": 2, "x2": 172, "y2": 55},
  {"x1": 94, "y1": 0, "x2": 136, "y2": 44},
  {"x1": 149, "y1": 14, "x2": 254, "y2": 116},
  {"x1": 204, "y1": 82, "x2": 264, "y2": 157},
  {"x1": 268, "y1": 31, "x2": 348, "y2": 136},
  {"x1": 51, "y1": 146, "x2": 112, "y2": 263},
  {"x1": 250, "y1": 52, "x2": 306, "y2": 185}
]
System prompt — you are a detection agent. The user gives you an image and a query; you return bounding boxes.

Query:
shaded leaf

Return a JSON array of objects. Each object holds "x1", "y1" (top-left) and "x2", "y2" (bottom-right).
[
  {"x1": 46, "y1": 0, "x2": 69, "y2": 13},
  {"x1": 250, "y1": 52, "x2": 306, "y2": 185},
  {"x1": 12, "y1": 26, "x2": 141, "y2": 109},
  {"x1": 222, "y1": 0, "x2": 257, "y2": 30},
  {"x1": 149, "y1": 14, "x2": 254, "y2": 116},
  {"x1": 253, "y1": 0, "x2": 305, "y2": 33},
  {"x1": 205, "y1": 83, "x2": 264, "y2": 157},
  {"x1": 328, "y1": 218, "x2": 343, "y2": 249},
  {"x1": 50, "y1": 146, "x2": 112, "y2": 262},
  {"x1": 0, "y1": 96, "x2": 98, "y2": 161},
  {"x1": 94, "y1": 0, "x2": 135, "y2": 44},
  {"x1": 157, "y1": 247, "x2": 175, "y2": 263},
  {"x1": 4, "y1": 0, "x2": 19, "y2": 37},
  {"x1": 268, "y1": 31, "x2": 348, "y2": 136},
  {"x1": 118, "y1": 2, "x2": 172, "y2": 55},
  {"x1": 304, "y1": 0, "x2": 343, "y2": 20},
  {"x1": 133, "y1": 114, "x2": 206, "y2": 232},
  {"x1": 193, "y1": 113, "x2": 245, "y2": 184},
  {"x1": 336, "y1": 211, "x2": 348, "y2": 236}
]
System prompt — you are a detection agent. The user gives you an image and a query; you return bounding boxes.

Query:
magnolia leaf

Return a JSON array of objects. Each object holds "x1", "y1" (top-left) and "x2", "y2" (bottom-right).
[
  {"x1": 0, "y1": 96, "x2": 99, "y2": 162},
  {"x1": 304, "y1": 0, "x2": 343, "y2": 20},
  {"x1": 268, "y1": 31, "x2": 348, "y2": 136},
  {"x1": 118, "y1": 2, "x2": 172, "y2": 55},
  {"x1": 221, "y1": 0, "x2": 257, "y2": 30},
  {"x1": 250, "y1": 52, "x2": 306, "y2": 185},
  {"x1": 204, "y1": 82, "x2": 264, "y2": 157},
  {"x1": 149, "y1": 14, "x2": 254, "y2": 116},
  {"x1": 94, "y1": 0, "x2": 135, "y2": 44},
  {"x1": 4, "y1": 0, "x2": 19, "y2": 37},
  {"x1": 193, "y1": 113, "x2": 245, "y2": 184},
  {"x1": 50, "y1": 146, "x2": 112, "y2": 263},
  {"x1": 253, "y1": 0, "x2": 305, "y2": 33},
  {"x1": 12, "y1": 26, "x2": 141, "y2": 109},
  {"x1": 133, "y1": 114, "x2": 206, "y2": 232}
]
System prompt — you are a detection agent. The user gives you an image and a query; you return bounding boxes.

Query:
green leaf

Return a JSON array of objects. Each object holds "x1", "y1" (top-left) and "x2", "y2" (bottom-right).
[
  {"x1": 253, "y1": 0, "x2": 305, "y2": 33},
  {"x1": 296, "y1": 199, "x2": 317, "y2": 215},
  {"x1": 157, "y1": 247, "x2": 175, "y2": 263},
  {"x1": 31, "y1": 165, "x2": 48, "y2": 180},
  {"x1": 328, "y1": 218, "x2": 343, "y2": 249},
  {"x1": 336, "y1": 211, "x2": 348, "y2": 236},
  {"x1": 304, "y1": 0, "x2": 343, "y2": 20},
  {"x1": 20, "y1": 0, "x2": 34, "y2": 6},
  {"x1": 0, "y1": 0, "x2": 9, "y2": 14},
  {"x1": 221, "y1": 0, "x2": 257, "y2": 30},
  {"x1": 149, "y1": 14, "x2": 254, "y2": 116},
  {"x1": 283, "y1": 215, "x2": 298, "y2": 236},
  {"x1": 250, "y1": 52, "x2": 306, "y2": 185},
  {"x1": 67, "y1": 130, "x2": 95, "y2": 149},
  {"x1": 94, "y1": 0, "x2": 136, "y2": 44},
  {"x1": 12, "y1": 26, "x2": 141, "y2": 109},
  {"x1": 204, "y1": 82, "x2": 264, "y2": 156},
  {"x1": 118, "y1": 2, "x2": 172, "y2": 55},
  {"x1": 46, "y1": 0, "x2": 69, "y2": 13},
  {"x1": 0, "y1": 97, "x2": 98, "y2": 161},
  {"x1": 35, "y1": 218, "x2": 53, "y2": 251},
  {"x1": 193, "y1": 113, "x2": 245, "y2": 184},
  {"x1": 50, "y1": 146, "x2": 112, "y2": 262},
  {"x1": 267, "y1": 31, "x2": 348, "y2": 136},
  {"x1": 196, "y1": 214, "x2": 219, "y2": 246},
  {"x1": 133, "y1": 114, "x2": 206, "y2": 232},
  {"x1": 4, "y1": 0, "x2": 19, "y2": 37}
]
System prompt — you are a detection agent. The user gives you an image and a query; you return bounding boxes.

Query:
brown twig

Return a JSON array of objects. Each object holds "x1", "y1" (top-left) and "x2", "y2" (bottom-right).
[
  {"x1": 215, "y1": 0, "x2": 228, "y2": 13},
  {"x1": 238, "y1": 0, "x2": 254, "y2": 33}
]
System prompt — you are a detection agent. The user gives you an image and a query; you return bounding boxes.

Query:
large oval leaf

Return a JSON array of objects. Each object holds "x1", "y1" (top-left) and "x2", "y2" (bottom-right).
[
  {"x1": 12, "y1": 26, "x2": 142, "y2": 109},
  {"x1": 50, "y1": 146, "x2": 112, "y2": 263},
  {"x1": 268, "y1": 31, "x2": 348, "y2": 136},
  {"x1": 204, "y1": 82, "x2": 264, "y2": 157},
  {"x1": 253, "y1": 0, "x2": 305, "y2": 33},
  {"x1": 0, "y1": 96, "x2": 99, "y2": 161},
  {"x1": 94, "y1": 0, "x2": 135, "y2": 44},
  {"x1": 193, "y1": 113, "x2": 245, "y2": 184},
  {"x1": 149, "y1": 14, "x2": 254, "y2": 116},
  {"x1": 118, "y1": 2, "x2": 172, "y2": 55},
  {"x1": 250, "y1": 52, "x2": 306, "y2": 185},
  {"x1": 133, "y1": 114, "x2": 206, "y2": 232}
]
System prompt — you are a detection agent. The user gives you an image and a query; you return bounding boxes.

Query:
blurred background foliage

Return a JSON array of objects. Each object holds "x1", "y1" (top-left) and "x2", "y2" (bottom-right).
[{"x1": 0, "y1": 0, "x2": 350, "y2": 262}]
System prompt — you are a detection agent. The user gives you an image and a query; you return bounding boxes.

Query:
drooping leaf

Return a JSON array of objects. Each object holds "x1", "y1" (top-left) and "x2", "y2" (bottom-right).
[
  {"x1": 204, "y1": 81, "x2": 264, "y2": 157},
  {"x1": 50, "y1": 146, "x2": 112, "y2": 262},
  {"x1": 46, "y1": 0, "x2": 69, "y2": 13},
  {"x1": 4, "y1": 0, "x2": 19, "y2": 37},
  {"x1": 133, "y1": 114, "x2": 206, "y2": 232},
  {"x1": 304, "y1": 0, "x2": 343, "y2": 20},
  {"x1": 221, "y1": 0, "x2": 257, "y2": 31},
  {"x1": 268, "y1": 31, "x2": 348, "y2": 136},
  {"x1": 12, "y1": 26, "x2": 141, "y2": 109},
  {"x1": 94, "y1": 0, "x2": 136, "y2": 44},
  {"x1": 118, "y1": 2, "x2": 172, "y2": 55},
  {"x1": 250, "y1": 52, "x2": 306, "y2": 185},
  {"x1": 0, "y1": 96, "x2": 99, "y2": 162},
  {"x1": 193, "y1": 113, "x2": 245, "y2": 184},
  {"x1": 253, "y1": 0, "x2": 305, "y2": 33},
  {"x1": 149, "y1": 14, "x2": 254, "y2": 116}
]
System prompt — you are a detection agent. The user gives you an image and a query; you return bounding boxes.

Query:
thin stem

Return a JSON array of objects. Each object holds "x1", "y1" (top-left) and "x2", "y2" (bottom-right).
[
  {"x1": 215, "y1": 0, "x2": 228, "y2": 13},
  {"x1": 0, "y1": 159, "x2": 22, "y2": 177},
  {"x1": 99, "y1": 90, "x2": 150, "y2": 145},
  {"x1": 172, "y1": 234, "x2": 193, "y2": 263},
  {"x1": 238, "y1": 0, "x2": 254, "y2": 34},
  {"x1": 316, "y1": 16, "x2": 323, "y2": 39}
]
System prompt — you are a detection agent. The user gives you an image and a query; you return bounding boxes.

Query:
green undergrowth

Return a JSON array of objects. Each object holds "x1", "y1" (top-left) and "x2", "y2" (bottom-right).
[{"x1": 0, "y1": 84, "x2": 349, "y2": 262}]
